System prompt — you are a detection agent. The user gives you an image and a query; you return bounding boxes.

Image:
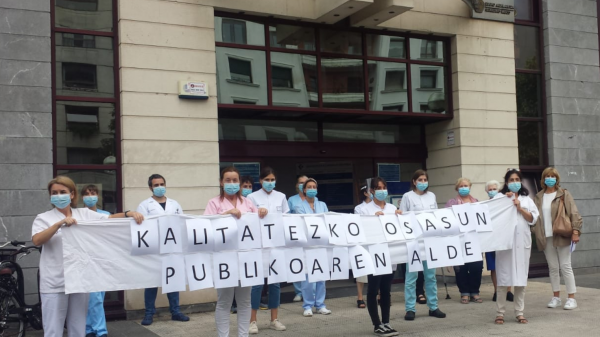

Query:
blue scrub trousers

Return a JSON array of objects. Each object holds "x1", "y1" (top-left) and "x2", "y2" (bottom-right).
[
  {"x1": 301, "y1": 276, "x2": 326, "y2": 310},
  {"x1": 293, "y1": 282, "x2": 303, "y2": 295},
  {"x1": 144, "y1": 288, "x2": 180, "y2": 316},
  {"x1": 405, "y1": 261, "x2": 438, "y2": 312},
  {"x1": 251, "y1": 283, "x2": 281, "y2": 310},
  {"x1": 86, "y1": 292, "x2": 107, "y2": 336}
]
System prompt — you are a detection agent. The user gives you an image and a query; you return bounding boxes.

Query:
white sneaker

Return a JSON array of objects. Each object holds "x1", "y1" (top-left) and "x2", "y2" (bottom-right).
[
  {"x1": 547, "y1": 297, "x2": 562, "y2": 308},
  {"x1": 249, "y1": 321, "x2": 258, "y2": 334},
  {"x1": 270, "y1": 319, "x2": 286, "y2": 331},
  {"x1": 293, "y1": 294, "x2": 302, "y2": 302},
  {"x1": 318, "y1": 307, "x2": 332, "y2": 315},
  {"x1": 564, "y1": 298, "x2": 578, "y2": 310},
  {"x1": 303, "y1": 309, "x2": 313, "y2": 317}
]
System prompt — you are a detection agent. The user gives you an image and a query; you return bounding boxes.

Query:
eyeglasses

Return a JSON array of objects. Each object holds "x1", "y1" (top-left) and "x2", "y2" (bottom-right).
[{"x1": 506, "y1": 168, "x2": 520, "y2": 172}]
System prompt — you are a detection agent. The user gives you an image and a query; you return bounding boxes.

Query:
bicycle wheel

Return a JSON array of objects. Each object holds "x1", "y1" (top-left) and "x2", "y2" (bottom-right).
[{"x1": 0, "y1": 293, "x2": 26, "y2": 337}]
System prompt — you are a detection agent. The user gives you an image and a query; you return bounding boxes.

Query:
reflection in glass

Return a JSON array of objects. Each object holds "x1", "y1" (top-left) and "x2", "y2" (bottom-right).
[
  {"x1": 269, "y1": 24, "x2": 315, "y2": 50},
  {"x1": 514, "y1": 25, "x2": 539, "y2": 70},
  {"x1": 323, "y1": 123, "x2": 399, "y2": 143},
  {"x1": 57, "y1": 169, "x2": 117, "y2": 213},
  {"x1": 215, "y1": 17, "x2": 265, "y2": 46},
  {"x1": 56, "y1": 101, "x2": 116, "y2": 165},
  {"x1": 321, "y1": 58, "x2": 365, "y2": 109},
  {"x1": 320, "y1": 30, "x2": 362, "y2": 55},
  {"x1": 516, "y1": 73, "x2": 542, "y2": 117},
  {"x1": 55, "y1": 33, "x2": 114, "y2": 98},
  {"x1": 515, "y1": 0, "x2": 533, "y2": 21},
  {"x1": 368, "y1": 61, "x2": 408, "y2": 112},
  {"x1": 367, "y1": 34, "x2": 406, "y2": 59},
  {"x1": 216, "y1": 47, "x2": 268, "y2": 105},
  {"x1": 411, "y1": 65, "x2": 446, "y2": 113},
  {"x1": 219, "y1": 119, "x2": 318, "y2": 142},
  {"x1": 518, "y1": 121, "x2": 543, "y2": 166},
  {"x1": 410, "y1": 38, "x2": 444, "y2": 61},
  {"x1": 55, "y1": 0, "x2": 113, "y2": 32},
  {"x1": 270, "y1": 53, "x2": 318, "y2": 107}
]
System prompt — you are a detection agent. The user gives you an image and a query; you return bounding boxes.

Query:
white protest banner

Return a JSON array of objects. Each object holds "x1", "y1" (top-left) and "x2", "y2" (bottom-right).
[
  {"x1": 283, "y1": 216, "x2": 308, "y2": 247},
  {"x1": 416, "y1": 212, "x2": 444, "y2": 238},
  {"x1": 260, "y1": 213, "x2": 286, "y2": 248},
  {"x1": 158, "y1": 216, "x2": 184, "y2": 254},
  {"x1": 471, "y1": 204, "x2": 493, "y2": 232},
  {"x1": 452, "y1": 203, "x2": 478, "y2": 233},
  {"x1": 379, "y1": 215, "x2": 405, "y2": 242},
  {"x1": 130, "y1": 218, "x2": 160, "y2": 256},
  {"x1": 462, "y1": 231, "x2": 483, "y2": 263},
  {"x1": 161, "y1": 255, "x2": 186, "y2": 294},
  {"x1": 184, "y1": 253, "x2": 213, "y2": 291},
  {"x1": 212, "y1": 217, "x2": 238, "y2": 251},
  {"x1": 424, "y1": 236, "x2": 464, "y2": 269},
  {"x1": 343, "y1": 214, "x2": 367, "y2": 244},
  {"x1": 368, "y1": 243, "x2": 392, "y2": 276},
  {"x1": 397, "y1": 213, "x2": 417, "y2": 240},
  {"x1": 349, "y1": 245, "x2": 374, "y2": 278},
  {"x1": 285, "y1": 248, "x2": 306, "y2": 283},
  {"x1": 267, "y1": 248, "x2": 287, "y2": 284},
  {"x1": 186, "y1": 218, "x2": 214, "y2": 253},
  {"x1": 406, "y1": 240, "x2": 423, "y2": 272},
  {"x1": 330, "y1": 247, "x2": 349, "y2": 281},
  {"x1": 213, "y1": 252, "x2": 239, "y2": 288},
  {"x1": 305, "y1": 248, "x2": 330, "y2": 283},
  {"x1": 324, "y1": 214, "x2": 348, "y2": 245},
  {"x1": 238, "y1": 250, "x2": 264, "y2": 287},
  {"x1": 237, "y1": 213, "x2": 262, "y2": 250},
  {"x1": 434, "y1": 208, "x2": 461, "y2": 236},
  {"x1": 304, "y1": 216, "x2": 329, "y2": 246}
]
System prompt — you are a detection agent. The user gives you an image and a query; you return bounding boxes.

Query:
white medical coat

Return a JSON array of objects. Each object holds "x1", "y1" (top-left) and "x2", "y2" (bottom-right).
[{"x1": 136, "y1": 197, "x2": 182, "y2": 216}]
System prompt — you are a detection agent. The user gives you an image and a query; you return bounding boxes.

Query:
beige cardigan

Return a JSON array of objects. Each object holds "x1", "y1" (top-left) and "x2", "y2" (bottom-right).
[{"x1": 533, "y1": 187, "x2": 583, "y2": 251}]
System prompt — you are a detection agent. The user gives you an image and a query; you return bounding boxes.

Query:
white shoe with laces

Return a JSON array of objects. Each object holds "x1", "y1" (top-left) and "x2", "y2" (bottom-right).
[
  {"x1": 547, "y1": 297, "x2": 562, "y2": 308},
  {"x1": 318, "y1": 307, "x2": 332, "y2": 315},
  {"x1": 270, "y1": 319, "x2": 286, "y2": 331},
  {"x1": 249, "y1": 321, "x2": 258, "y2": 334},
  {"x1": 303, "y1": 309, "x2": 313, "y2": 317},
  {"x1": 564, "y1": 298, "x2": 578, "y2": 310}
]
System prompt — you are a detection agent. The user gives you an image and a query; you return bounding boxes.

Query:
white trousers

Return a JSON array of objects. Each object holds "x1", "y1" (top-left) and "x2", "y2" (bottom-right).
[
  {"x1": 41, "y1": 292, "x2": 89, "y2": 337},
  {"x1": 496, "y1": 286, "x2": 525, "y2": 317},
  {"x1": 544, "y1": 243, "x2": 577, "y2": 294},
  {"x1": 216, "y1": 286, "x2": 251, "y2": 337}
]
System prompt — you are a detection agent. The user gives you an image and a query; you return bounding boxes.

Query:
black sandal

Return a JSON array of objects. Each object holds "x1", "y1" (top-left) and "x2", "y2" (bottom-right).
[
  {"x1": 417, "y1": 294, "x2": 427, "y2": 304},
  {"x1": 357, "y1": 300, "x2": 366, "y2": 308}
]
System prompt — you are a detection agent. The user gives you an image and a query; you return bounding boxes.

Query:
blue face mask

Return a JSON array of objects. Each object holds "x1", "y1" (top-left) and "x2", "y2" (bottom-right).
[
  {"x1": 223, "y1": 183, "x2": 240, "y2": 196},
  {"x1": 488, "y1": 190, "x2": 498, "y2": 199},
  {"x1": 416, "y1": 182, "x2": 428, "y2": 192},
  {"x1": 51, "y1": 194, "x2": 71, "y2": 209},
  {"x1": 241, "y1": 188, "x2": 252, "y2": 197},
  {"x1": 306, "y1": 189, "x2": 318, "y2": 198},
  {"x1": 458, "y1": 187, "x2": 470, "y2": 197},
  {"x1": 298, "y1": 183, "x2": 304, "y2": 193},
  {"x1": 153, "y1": 186, "x2": 166, "y2": 197},
  {"x1": 369, "y1": 193, "x2": 374, "y2": 200},
  {"x1": 545, "y1": 177, "x2": 557, "y2": 187},
  {"x1": 83, "y1": 195, "x2": 98, "y2": 208},
  {"x1": 262, "y1": 181, "x2": 276, "y2": 192},
  {"x1": 374, "y1": 189, "x2": 388, "y2": 201},
  {"x1": 508, "y1": 182, "x2": 522, "y2": 193}
]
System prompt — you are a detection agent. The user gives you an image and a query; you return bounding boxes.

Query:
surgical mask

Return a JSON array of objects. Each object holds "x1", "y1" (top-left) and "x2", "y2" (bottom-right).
[
  {"x1": 153, "y1": 186, "x2": 166, "y2": 197},
  {"x1": 242, "y1": 188, "x2": 252, "y2": 197},
  {"x1": 488, "y1": 190, "x2": 498, "y2": 199},
  {"x1": 508, "y1": 182, "x2": 522, "y2": 193},
  {"x1": 298, "y1": 183, "x2": 304, "y2": 193},
  {"x1": 374, "y1": 190, "x2": 388, "y2": 201},
  {"x1": 262, "y1": 181, "x2": 276, "y2": 192},
  {"x1": 545, "y1": 177, "x2": 557, "y2": 187},
  {"x1": 458, "y1": 187, "x2": 470, "y2": 197},
  {"x1": 306, "y1": 189, "x2": 318, "y2": 198},
  {"x1": 83, "y1": 196, "x2": 98, "y2": 208},
  {"x1": 223, "y1": 183, "x2": 240, "y2": 196},
  {"x1": 416, "y1": 182, "x2": 428, "y2": 192},
  {"x1": 51, "y1": 194, "x2": 71, "y2": 209}
]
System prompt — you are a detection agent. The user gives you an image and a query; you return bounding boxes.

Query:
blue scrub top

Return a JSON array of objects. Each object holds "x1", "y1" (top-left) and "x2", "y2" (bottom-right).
[
  {"x1": 96, "y1": 209, "x2": 110, "y2": 215},
  {"x1": 288, "y1": 194, "x2": 303, "y2": 214},
  {"x1": 295, "y1": 198, "x2": 328, "y2": 214}
]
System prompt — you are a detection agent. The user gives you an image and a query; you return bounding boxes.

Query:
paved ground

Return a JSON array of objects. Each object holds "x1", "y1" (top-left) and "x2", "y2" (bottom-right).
[{"x1": 28, "y1": 274, "x2": 600, "y2": 336}]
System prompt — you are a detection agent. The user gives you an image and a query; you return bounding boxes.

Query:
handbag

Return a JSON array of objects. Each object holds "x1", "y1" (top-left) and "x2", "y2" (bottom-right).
[{"x1": 552, "y1": 192, "x2": 573, "y2": 238}]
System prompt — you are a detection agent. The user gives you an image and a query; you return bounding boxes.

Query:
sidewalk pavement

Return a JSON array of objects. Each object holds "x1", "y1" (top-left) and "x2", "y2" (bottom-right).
[{"x1": 29, "y1": 274, "x2": 600, "y2": 336}]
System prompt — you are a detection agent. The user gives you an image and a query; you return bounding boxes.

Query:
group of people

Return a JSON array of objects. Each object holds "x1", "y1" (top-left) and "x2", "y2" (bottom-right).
[{"x1": 32, "y1": 166, "x2": 582, "y2": 337}]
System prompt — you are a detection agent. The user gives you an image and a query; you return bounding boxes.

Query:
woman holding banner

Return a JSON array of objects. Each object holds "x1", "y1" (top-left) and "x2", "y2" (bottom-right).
[
  {"x1": 445, "y1": 178, "x2": 484, "y2": 304},
  {"x1": 32, "y1": 176, "x2": 144, "y2": 337},
  {"x1": 364, "y1": 177, "x2": 402, "y2": 336},
  {"x1": 287, "y1": 175, "x2": 308, "y2": 303},
  {"x1": 204, "y1": 167, "x2": 258, "y2": 337},
  {"x1": 494, "y1": 169, "x2": 539, "y2": 325},
  {"x1": 354, "y1": 180, "x2": 372, "y2": 310},
  {"x1": 399, "y1": 169, "x2": 446, "y2": 321},
  {"x1": 295, "y1": 178, "x2": 332, "y2": 317}
]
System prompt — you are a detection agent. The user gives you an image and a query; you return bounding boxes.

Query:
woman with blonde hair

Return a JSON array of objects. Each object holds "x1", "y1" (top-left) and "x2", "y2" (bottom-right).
[{"x1": 533, "y1": 167, "x2": 582, "y2": 310}]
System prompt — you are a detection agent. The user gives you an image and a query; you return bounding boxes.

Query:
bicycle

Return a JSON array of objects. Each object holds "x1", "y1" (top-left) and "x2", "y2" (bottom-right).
[{"x1": 0, "y1": 240, "x2": 43, "y2": 337}]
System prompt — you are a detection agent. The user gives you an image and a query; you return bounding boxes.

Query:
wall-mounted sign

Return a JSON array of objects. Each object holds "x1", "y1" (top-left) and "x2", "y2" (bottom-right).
[
  {"x1": 178, "y1": 81, "x2": 209, "y2": 100},
  {"x1": 462, "y1": 0, "x2": 515, "y2": 23},
  {"x1": 447, "y1": 130, "x2": 455, "y2": 146}
]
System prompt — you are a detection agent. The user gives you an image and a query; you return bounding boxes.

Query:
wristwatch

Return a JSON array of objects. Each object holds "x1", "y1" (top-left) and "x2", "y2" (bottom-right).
[{"x1": 124, "y1": 210, "x2": 130, "y2": 218}]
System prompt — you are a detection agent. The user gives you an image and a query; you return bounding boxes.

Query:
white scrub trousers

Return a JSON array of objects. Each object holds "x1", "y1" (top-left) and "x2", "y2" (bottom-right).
[
  {"x1": 41, "y1": 292, "x2": 89, "y2": 337},
  {"x1": 215, "y1": 286, "x2": 251, "y2": 337}
]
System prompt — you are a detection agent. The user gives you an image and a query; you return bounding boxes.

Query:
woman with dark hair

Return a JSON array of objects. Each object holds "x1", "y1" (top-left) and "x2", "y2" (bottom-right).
[
  {"x1": 494, "y1": 169, "x2": 539, "y2": 325},
  {"x1": 241, "y1": 176, "x2": 254, "y2": 197}
]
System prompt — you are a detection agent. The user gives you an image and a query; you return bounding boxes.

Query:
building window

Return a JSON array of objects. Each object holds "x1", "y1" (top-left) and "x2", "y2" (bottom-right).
[
  {"x1": 384, "y1": 71, "x2": 405, "y2": 91},
  {"x1": 229, "y1": 58, "x2": 252, "y2": 83},
  {"x1": 222, "y1": 19, "x2": 247, "y2": 44},
  {"x1": 419, "y1": 104, "x2": 432, "y2": 113},
  {"x1": 56, "y1": 0, "x2": 99, "y2": 11},
  {"x1": 347, "y1": 77, "x2": 363, "y2": 93},
  {"x1": 388, "y1": 38, "x2": 405, "y2": 58},
  {"x1": 62, "y1": 63, "x2": 97, "y2": 90},
  {"x1": 420, "y1": 40, "x2": 437, "y2": 59},
  {"x1": 272, "y1": 66, "x2": 293, "y2": 88},
  {"x1": 420, "y1": 70, "x2": 437, "y2": 88},
  {"x1": 63, "y1": 33, "x2": 96, "y2": 48},
  {"x1": 382, "y1": 104, "x2": 404, "y2": 111}
]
